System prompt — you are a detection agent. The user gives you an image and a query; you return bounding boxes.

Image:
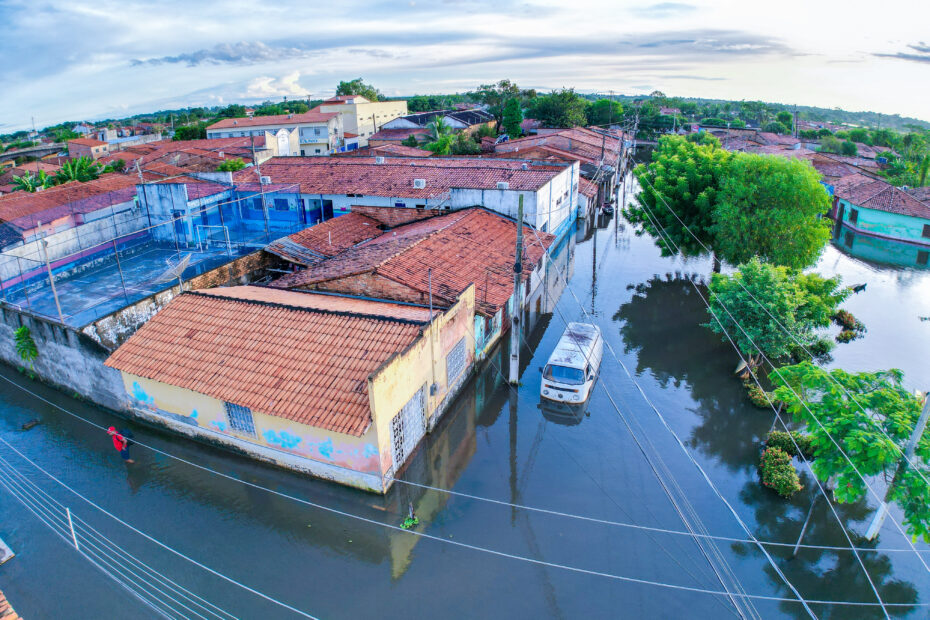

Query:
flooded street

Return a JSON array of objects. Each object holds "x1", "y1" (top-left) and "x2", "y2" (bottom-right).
[{"x1": 1, "y1": 175, "x2": 929, "y2": 618}]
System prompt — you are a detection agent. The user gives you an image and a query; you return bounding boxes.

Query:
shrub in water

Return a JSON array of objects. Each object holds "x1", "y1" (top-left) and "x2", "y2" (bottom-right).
[
  {"x1": 833, "y1": 310, "x2": 866, "y2": 332},
  {"x1": 766, "y1": 430, "x2": 816, "y2": 460},
  {"x1": 836, "y1": 329, "x2": 857, "y2": 343},
  {"x1": 759, "y1": 447, "x2": 802, "y2": 498},
  {"x1": 743, "y1": 381, "x2": 772, "y2": 409}
]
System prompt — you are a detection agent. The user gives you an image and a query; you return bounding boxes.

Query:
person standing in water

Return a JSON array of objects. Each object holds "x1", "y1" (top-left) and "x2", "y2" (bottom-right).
[{"x1": 107, "y1": 426, "x2": 135, "y2": 464}]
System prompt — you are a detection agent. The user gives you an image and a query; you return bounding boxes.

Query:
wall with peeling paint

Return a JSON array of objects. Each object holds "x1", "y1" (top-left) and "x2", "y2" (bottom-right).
[{"x1": 121, "y1": 372, "x2": 384, "y2": 492}]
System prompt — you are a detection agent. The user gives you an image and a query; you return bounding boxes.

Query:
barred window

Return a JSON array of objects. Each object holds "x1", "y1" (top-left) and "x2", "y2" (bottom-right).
[
  {"x1": 225, "y1": 402, "x2": 256, "y2": 436},
  {"x1": 446, "y1": 337, "x2": 467, "y2": 385}
]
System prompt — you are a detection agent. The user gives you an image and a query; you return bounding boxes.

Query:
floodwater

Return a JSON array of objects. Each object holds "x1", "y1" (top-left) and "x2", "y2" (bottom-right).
[{"x1": 1, "y1": 175, "x2": 929, "y2": 619}]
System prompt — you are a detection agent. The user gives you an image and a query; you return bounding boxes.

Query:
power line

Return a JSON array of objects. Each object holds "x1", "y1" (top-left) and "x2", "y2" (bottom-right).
[
  {"x1": 633, "y1": 197, "x2": 891, "y2": 618},
  {"x1": 635, "y1": 171, "x2": 930, "y2": 492},
  {"x1": 0, "y1": 394, "x2": 917, "y2": 608}
]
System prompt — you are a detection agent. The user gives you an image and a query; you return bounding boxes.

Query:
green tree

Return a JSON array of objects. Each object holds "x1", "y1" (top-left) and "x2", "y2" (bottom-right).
[
  {"x1": 775, "y1": 111, "x2": 794, "y2": 131},
  {"x1": 401, "y1": 134, "x2": 421, "y2": 148},
  {"x1": 12, "y1": 170, "x2": 54, "y2": 192},
  {"x1": 473, "y1": 79, "x2": 529, "y2": 126},
  {"x1": 712, "y1": 153, "x2": 832, "y2": 269},
  {"x1": 770, "y1": 363, "x2": 930, "y2": 542},
  {"x1": 216, "y1": 158, "x2": 247, "y2": 172},
  {"x1": 427, "y1": 119, "x2": 451, "y2": 141},
  {"x1": 216, "y1": 104, "x2": 247, "y2": 118},
  {"x1": 586, "y1": 99, "x2": 623, "y2": 127},
  {"x1": 14, "y1": 326, "x2": 38, "y2": 368},
  {"x1": 336, "y1": 78, "x2": 381, "y2": 101},
  {"x1": 424, "y1": 134, "x2": 453, "y2": 156},
  {"x1": 629, "y1": 134, "x2": 730, "y2": 258},
  {"x1": 840, "y1": 140, "x2": 858, "y2": 157},
  {"x1": 525, "y1": 88, "x2": 588, "y2": 128},
  {"x1": 101, "y1": 159, "x2": 126, "y2": 173},
  {"x1": 705, "y1": 258, "x2": 846, "y2": 365},
  {"x1": 451, "y1": 131, "x2": 480, "y2": 155},
  {"x1": 501, "y1": 98, "x2": 522, "y2": 137},
  {"x1": 55, "y1": 157, "x2": 101, "y2": 184},
  {"x1": 173, "y1": 123, "x2": 208, "y2": 141},
  {"x1": 819, "y1": 134, "x2": 842, "y2": 154},
  {"x1": 763, "y1": 121, "x2": 790, "y2": 135},
  {"x1": 846, "y1": 128, "x2": 871, "y2": 145},
  {"x1": 920, "y1": 154, "x2": 929, "y2": 186}
]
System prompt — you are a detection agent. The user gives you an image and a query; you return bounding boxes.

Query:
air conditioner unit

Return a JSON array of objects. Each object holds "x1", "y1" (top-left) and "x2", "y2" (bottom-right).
[
  {"x1": 260, "y1": 176, "x2": 271, "y2": 185},
  {"x1": 413, "y1": 178, "x2": 426, "y2": 189},
  {"x1": 497, "y1": 181, "x2": 510, "y2": 190},
  {"x1": 375, "y1": 156, "x2": 385, "y2": 164}
]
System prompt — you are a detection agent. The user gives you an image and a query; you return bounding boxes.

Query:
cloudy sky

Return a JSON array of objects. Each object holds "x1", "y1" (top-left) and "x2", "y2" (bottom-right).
[{"x1": 2, "y1": 0, "x2": 928, "y2": 132}]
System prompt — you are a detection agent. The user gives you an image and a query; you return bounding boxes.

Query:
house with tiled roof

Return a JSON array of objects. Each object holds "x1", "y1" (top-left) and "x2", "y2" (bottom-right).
[
  {"x1": 382, "y1": 109, "x2": 496, "y2": 138},
  {"x1": 833, "y1": 176, "x2": 930, "y2": 266},
  {"x1": 67, "y1": 137, "x2": 109, "y2": 159},
  {"x1": 206, "y1": 111, "x2": 343, "y2": 156},
  {"x1": 367, "y1": 127, "x2": 432, "y2": 147},
  {"x1": 105, "y1": 284, "x2": 476, "y2": 492},
  {"x1": 270, "y1": 207, "x2": 554, "y2": 358},
  {"x1": 230, "y1": 154, "x2": 579, "y2": 241}
]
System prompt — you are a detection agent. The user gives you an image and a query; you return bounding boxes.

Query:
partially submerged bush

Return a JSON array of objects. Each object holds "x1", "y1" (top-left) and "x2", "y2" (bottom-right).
[
  {"x1": 760, "y1": 447, "x2": 802, "y2": 498},
  {"x1": 743, "y1": 380, "x2": 773, "y2": 409},
  {"x1": 836, "y1": 329, "x2": 858, "y2": 343},
  {"x1": 833, "y1": 309, "x2": 866, "y2": 332},
  {"x1": 766, "y1": 430, "x2": 815, "y2": 460}
]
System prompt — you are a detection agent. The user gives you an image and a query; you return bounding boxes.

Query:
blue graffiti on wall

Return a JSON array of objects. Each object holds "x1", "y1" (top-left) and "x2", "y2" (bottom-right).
[
  {"x1": 363, "y1": 444, "x2": 378, "y2": 458},
  {"x1": 210, "y1": 420, "x2": 228, "y2": 432},
  {"x1": 317, "y1": 438, "x2": 334, "y2": 459},
  {"x1": 131, "y1": 382, "x2": 154, "y2": 406},
  {"x1": 263, "y1": 429, "x2": 302, "y2": 450}
]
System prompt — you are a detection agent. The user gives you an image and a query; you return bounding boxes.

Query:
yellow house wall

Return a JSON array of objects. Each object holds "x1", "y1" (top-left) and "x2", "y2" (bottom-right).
[
  {"x1": 367, "y1": 285, "x2": 476, "y2": 476},
  {"x1": 120, "y1": 373, "x2": 382, "y2": 478},
  {"x1": 319, "y1": 101, "x2": 408, "y2": 142}
]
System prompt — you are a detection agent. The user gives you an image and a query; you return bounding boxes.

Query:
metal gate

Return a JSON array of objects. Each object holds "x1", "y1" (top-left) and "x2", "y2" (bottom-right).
[{"x1": 390, "y1": 386, "x2": 426, "y2": 476}]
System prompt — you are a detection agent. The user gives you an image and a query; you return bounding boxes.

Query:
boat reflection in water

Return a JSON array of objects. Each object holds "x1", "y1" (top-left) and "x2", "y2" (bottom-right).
[
  {"x1": 834, "y1": 225, "x2": 930, "y2": 269},
  {"x1": 538, "y1": 398, "x2": 589, "y2": 426}
]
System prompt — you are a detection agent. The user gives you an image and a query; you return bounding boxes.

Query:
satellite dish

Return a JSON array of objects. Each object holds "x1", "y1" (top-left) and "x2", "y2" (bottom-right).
[{"x1": 152, "y1": 253, "x2": 192, "y2": 283}]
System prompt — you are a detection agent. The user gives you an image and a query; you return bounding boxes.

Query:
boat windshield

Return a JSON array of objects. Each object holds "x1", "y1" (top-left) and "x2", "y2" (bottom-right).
[{"x1": 544, "y1": 364, "x2": 585, "y2": 385}]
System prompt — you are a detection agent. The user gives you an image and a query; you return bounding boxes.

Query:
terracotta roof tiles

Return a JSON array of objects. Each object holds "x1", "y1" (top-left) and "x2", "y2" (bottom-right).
[
  {"x1": 105, "y1": 288, "x2": 428, "y2": 436},
  {"x1": 265, "y1": 213, "x2": 382, "y2": 266}
]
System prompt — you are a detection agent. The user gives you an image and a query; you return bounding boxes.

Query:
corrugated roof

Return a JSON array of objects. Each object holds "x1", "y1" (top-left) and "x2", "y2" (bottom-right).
[{"x1": 104, "y1": 288, "x2": 428, "y2": 436}]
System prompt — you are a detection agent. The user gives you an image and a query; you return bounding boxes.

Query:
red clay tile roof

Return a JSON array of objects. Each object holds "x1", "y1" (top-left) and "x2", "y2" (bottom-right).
[
  {"x1": 271, "y1": 208, "x2": 554, "y2": 316},
  {"x1": 0, "y1": 173, "x2": 138, "y2": 229},
  {"x1": 578, "y1": 177, "x2": 598, "y2": 199},
  {"x1": 0, "y1": 588, "x2": 19, "y2": 620},
  {"x1": 68, "y1": 137, "x2": 108, "y2": 147},
  {"x1": 104, "y1": 287, "x2": 429, "y2": 436},
  {"x1": 207, "y1": 111, "x2": 337, "y2": 131},
  {"x1": 494, "y1": 127, "x2": 624, "y2": 166},
  {"x1": 351, "y1": 205, "x2": 441, "y2": 227},
  {"x1": 265, "y1": 213, "x2": 382, "y2": 266},
  {"x1": 838, "y1": 179, "x2": 930, "y2": 219},
  {"x1": 334, "y1": 145, "x2": 432, "y2": 158},
  {"x1": 229, "y1": 156, "x2": 569, "y2": 199}
]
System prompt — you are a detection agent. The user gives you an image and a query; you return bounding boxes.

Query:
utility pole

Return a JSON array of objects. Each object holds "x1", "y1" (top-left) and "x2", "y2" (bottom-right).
[
  {"x1": 508, "y1": 195, "x2": 524, "y2": 384},
  {"x1": 36, "y1": 221, "x2": 65, "y2": 324},
  {"x1": 866, "y1": 392, "x2": 930, "y2": 539}
]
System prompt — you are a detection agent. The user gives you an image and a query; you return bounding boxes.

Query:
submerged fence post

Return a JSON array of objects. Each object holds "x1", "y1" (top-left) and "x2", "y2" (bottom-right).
[{"x1": 66, "y1": 507, "x2": 79, "y2": 551}]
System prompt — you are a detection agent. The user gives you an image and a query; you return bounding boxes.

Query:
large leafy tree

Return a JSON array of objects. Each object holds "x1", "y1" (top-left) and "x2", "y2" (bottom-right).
[
  {"x1": 628, "y1": 134, "x2": 730, "y2": 258},
  {"x1": 586, "y1": 99, "x2": 623, "y2": 127},
  {"x1": 525, "y1": 89, "x2": 588, "y2": 128},
  {"x1": 705, "y1": 258, "x2": 847, "y2": 366},
  {"x1": 501, "y1": 98, "x2": 522, "y2": 137},
  {"x1": 173, "y1": 123, "x2": 207, "y2": 141},
  {"x1": 56, "y1": 156, "x2": 101, "y2": 184},
  {"x1": 712, "y1": 153, "x2": 832, "y2": 270},
  {"x1": 472, "y1": 80, "x2": 533, "y2": 126},
  {"x1": 335, "y1": 78, "x2": 382, "y2": 101},
  {"x1": 771, "y1": 363, "x2": 930, "y2": 542}
]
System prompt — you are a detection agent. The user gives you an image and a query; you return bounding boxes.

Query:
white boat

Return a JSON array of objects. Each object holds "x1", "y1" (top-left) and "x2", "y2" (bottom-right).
[{"x1": 540, "y1": 322, "x2": 603, "y2": 404}]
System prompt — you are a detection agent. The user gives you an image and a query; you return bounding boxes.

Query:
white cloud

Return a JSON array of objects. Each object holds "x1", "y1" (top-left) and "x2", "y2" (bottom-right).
[{"x1": 245, "y1": 71, "x2": 310, "y2": 99}]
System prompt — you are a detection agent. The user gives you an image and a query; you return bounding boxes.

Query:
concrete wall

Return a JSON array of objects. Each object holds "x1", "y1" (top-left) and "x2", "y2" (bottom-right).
[
  {"x1": 122, "y1": 373, "x2": 384, "y2": 492},
  {"x1": 368, "y1": 285, "x2": 476, "y2": 480},
  {"x1": 82, "y1": 250, "x2": 274, "y2": 349},
  {"x1": 0, "y1": 305, "x2": 127, "y2": 411}
]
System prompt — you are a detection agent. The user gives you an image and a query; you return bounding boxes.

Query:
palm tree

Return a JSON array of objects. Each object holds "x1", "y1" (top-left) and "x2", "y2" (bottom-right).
[
  {"x1": 427, "y1": 118, "x2": 451, "y2": 141},
  {"x1": 55, "y1": 156, "x2": 101, "y2": 184},
  {"x1": 12, "y1": 170, "x2": 54, "y2": 192}
]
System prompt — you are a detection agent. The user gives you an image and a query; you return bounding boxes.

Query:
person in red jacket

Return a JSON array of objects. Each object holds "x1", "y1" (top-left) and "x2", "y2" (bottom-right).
[{"x1": 107, "y1": 426, "x2": 135, "y2": 464}]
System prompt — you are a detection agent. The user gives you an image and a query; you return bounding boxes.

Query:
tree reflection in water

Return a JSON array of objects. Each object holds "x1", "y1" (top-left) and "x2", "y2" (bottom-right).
[{"x1": 613, "y1": 273, "x2": 918, "y2": 619}]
